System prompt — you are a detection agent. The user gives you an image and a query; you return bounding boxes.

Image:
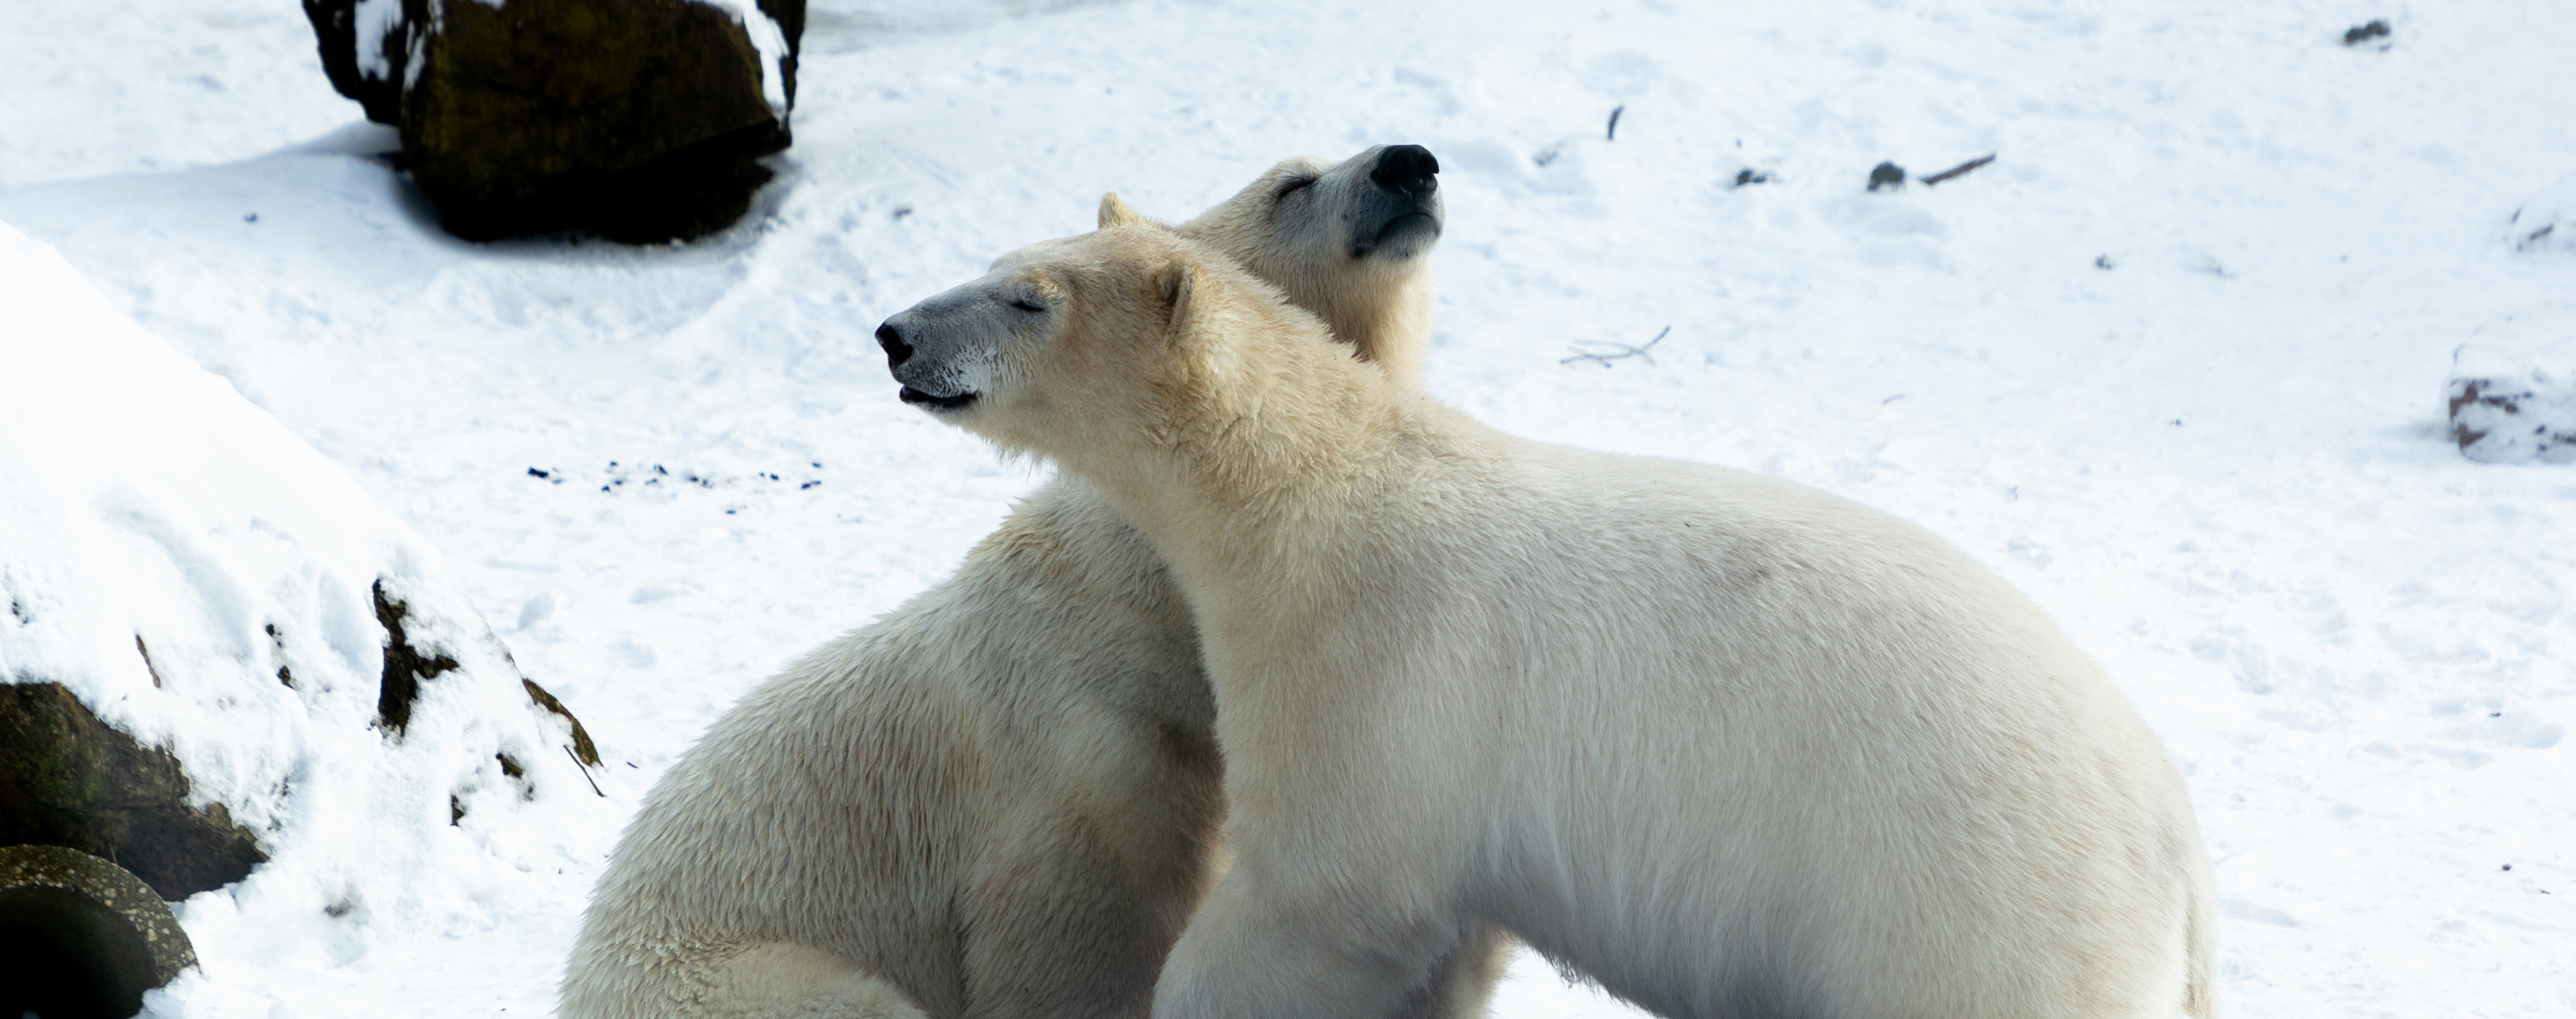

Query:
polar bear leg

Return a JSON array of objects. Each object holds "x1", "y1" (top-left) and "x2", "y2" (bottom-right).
[
  {"x1": 700, "y1": 943, "x2": 929, "y2": 1019},
  {"x1": 956, "y1": 823, "x2": 1199, "y2": 1019},
  {"x1": 561, "y1": 940, "x2": 929, "y2": 1019},
  {"x1": 1387, "y1": 926, "x2": 1515, "y2": 1019},
  {"x1": 1154, "y1": 868, "x2": 1455, "y2": 1019}
]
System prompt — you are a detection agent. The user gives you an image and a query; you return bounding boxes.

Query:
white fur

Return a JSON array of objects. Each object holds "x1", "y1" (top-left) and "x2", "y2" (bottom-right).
[
  {"x1": 893, "y1": 226, "x2": 2218, "y2": 1019},
  {"x1": 561, "y1": 148, "x2": 1507, "y2": 1019}
]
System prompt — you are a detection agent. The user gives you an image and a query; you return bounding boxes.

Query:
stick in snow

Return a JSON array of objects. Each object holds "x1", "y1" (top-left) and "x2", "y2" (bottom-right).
[
  {"x1": 1562, "y1": 326, "x2": 1671, "y2": 367},
  {"x1": 567, "y1": 745, "x2": 604, "y2": 797},
  {"x1": 1607, "y1": 105, "x2": 1626, "y2": 141},
  {"x1": 1921, "y1": 153, "x2": 1997, "y2": 185}
]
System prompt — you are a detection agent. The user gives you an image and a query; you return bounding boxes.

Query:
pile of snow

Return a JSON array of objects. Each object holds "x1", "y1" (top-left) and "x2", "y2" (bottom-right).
[
  {"x1": 0, "y1": 221, "x2": 613, "y2": 1011},
  {"x1": 2449, "y1": 345, "x2": 2576, "y2": 464}
]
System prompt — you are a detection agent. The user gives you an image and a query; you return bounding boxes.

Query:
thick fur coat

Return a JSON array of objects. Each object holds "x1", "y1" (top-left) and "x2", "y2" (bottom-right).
[
  {"x1": 563, "y1": 146, "x2": 1509, "y2": 1019},
  {"x1": 883, "y1": 225, "x2": 2219, "y2": 1019}
]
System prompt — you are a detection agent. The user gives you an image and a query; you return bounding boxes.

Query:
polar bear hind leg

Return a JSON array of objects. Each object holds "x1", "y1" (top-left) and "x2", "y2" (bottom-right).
[
  {"x1": 561, "y1": 940, "x2": 929, "y2": 1019},
  {"x1": 706, "y1": 944, "x2": 928, "y2": 1019}
]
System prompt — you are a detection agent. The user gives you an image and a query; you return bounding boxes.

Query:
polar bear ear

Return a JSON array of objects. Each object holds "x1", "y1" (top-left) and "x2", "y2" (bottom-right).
[
  {"x1": 1099, "y1": 192, "x2": 1152, "y2": 229},
  {"x1": 1155, "y1": 259, "x2": 1199, "y2": 330}
]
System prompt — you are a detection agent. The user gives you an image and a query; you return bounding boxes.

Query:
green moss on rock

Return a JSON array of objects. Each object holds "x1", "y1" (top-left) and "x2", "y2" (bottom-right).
[
  {"x1": 0, "y1": 683, "x2": 268, "y2": 900},
  {"x1": 0, "y1": 844, "x2": 197, "y2": 1018}
]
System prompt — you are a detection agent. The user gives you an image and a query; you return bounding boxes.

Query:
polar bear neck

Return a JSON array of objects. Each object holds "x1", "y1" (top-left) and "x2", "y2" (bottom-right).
[
  {"x1": 1323, "y1": 263, "x2": 1434, "y2": 392},
  {"x1": 1068, "y1": 297, "x2": 1429, "y2": 604},
  {"x1": 1236, "y1": 256, "x2": 1433, "y2": 394}
]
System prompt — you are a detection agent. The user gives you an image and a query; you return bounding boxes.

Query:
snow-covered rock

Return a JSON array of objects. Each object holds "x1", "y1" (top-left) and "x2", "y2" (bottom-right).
[
  {"x1": 2449, "y1": 345, "x2": 2576, "y2": 464},
  {"x1": 0, "y1": 220, "x2": 606, "y2": 978},
  {"x1": 0, "y1": 680, "x2": 269, "y2": 900},
  {"x1": 298, "y1": 0, "x2": 415, "y2": 126},
  {"x1": 2509, "y1": 173, "x2": 2576, "y2": 253}
]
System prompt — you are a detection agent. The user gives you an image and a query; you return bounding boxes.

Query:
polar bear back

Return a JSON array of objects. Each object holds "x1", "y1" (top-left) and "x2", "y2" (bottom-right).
[
  {"x1": 1188, "y1": 414, "x2": 2203, "y2": 1019},
  {"x1": 567, "y1": 476, "x2": 1220, "y2": 1019}
]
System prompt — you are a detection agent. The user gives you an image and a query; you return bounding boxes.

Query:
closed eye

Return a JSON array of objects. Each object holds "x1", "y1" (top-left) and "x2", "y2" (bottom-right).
[{"x1": 1010, "y1": 299, "x2": 1045, "y2": 313}]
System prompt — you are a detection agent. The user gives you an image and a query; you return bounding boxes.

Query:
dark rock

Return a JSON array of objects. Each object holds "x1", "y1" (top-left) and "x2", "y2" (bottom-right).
[
  {"x1": 374, "y1": 579, "x2": 459, "y2": 737},
  {"x1": 1867, "y1": 161, "x2": 1905, "y2": 192},
  {"x1": 301, "y1": 0, "x2": 805, "y2": 242},
  {"x1": 300, "y1": 0, "x2": 429, "y2": 124},
  {"x1": 0, "y1": 844, "x2": 197, "y2": 1019},
  {"x1": 522, "y1": 678, "x2": 600, "y2": 767},
  {"x1": 0, "y1": 683, "x2": 268, "y2": 900},
  {"x1": 2342, "y1": 19, "x2": 2392, "y2": 46}
]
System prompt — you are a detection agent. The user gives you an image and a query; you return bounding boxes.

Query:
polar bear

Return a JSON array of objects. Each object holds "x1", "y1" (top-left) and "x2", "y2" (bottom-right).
[
  {"x1": 876, "y1": 224, "x2": 2219, "y2": 1019},
  {"x1": 561, "y1": 145, "x2": 1512, "y2": 1019}
]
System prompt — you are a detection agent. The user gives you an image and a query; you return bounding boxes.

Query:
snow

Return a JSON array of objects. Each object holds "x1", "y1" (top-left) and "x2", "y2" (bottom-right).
[
  {"x1": 0, "y1": 222, "x2": 614, "y2": 1016},
  {"x1": 353, "y1": 0, "x2": 403, "y2": 82},
  {"x1": 2513, "y1": 172, "x2": 2576, "y2": 254},
  {"x1": 0, "y1": 0, "x2": 2570, "y2": 1017}
]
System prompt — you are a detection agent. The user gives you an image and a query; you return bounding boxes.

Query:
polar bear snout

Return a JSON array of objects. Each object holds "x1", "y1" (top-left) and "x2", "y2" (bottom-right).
[
  {"x1": 1369, "y1": 144, "x2": 1440, "y2": 198},
  {"x1": 1348, "y1": 144, "x2": 1443, "y2": 261},
  {"x1": 879, "y1": 300, "x2": 996, "y2": 414},
  {"x1": 876, "y1": 321, "x2": 915, "y2": 367}
]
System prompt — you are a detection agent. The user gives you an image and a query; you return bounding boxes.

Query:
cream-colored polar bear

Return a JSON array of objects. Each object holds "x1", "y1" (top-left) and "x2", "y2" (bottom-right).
[
  {"x1": 879, "y1": 224, "x2": 2219, "y2": 1019},
  {"x1": 561, "y1": 145, "x2": 1511, "y2": 1019}
]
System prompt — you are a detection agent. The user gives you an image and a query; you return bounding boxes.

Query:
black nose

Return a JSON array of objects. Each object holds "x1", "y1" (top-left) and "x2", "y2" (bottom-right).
[
  {"x1": 876, "y1": 321, "x2": 912, "y2": 367},
  {"x1": 1370, "y1": 144, "x2": 1439, "y2": 198}
]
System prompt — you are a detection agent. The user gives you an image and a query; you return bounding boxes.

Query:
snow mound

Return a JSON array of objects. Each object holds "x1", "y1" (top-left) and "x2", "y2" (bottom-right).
[
  {"x1": 2448, "y1": 345, "x2": 2576, "y2": 465},
  {"x1": 0, "y1": 220, "x2": 608, "y2": 995}
]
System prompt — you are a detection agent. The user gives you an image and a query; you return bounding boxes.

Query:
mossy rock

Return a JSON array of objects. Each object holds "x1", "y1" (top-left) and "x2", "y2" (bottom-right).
[
  {"x1": 0, "y1": 683, "x2": 267, "y2": 901},
  {"x1": 402, "y1": 0, "x2": 798, "y2": 242},
  {"x1": 0, "y1": 844, "x2": 197, "y2": 1018}
]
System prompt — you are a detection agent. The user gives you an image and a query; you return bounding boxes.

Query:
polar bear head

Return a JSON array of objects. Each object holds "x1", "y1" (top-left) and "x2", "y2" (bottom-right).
[
  {"x1": 1147, "y1": 144, "x2": 1443, "y2": 389},
  {"x1": 876, "y1": 225, "x2": 1372, "y2": 489}
]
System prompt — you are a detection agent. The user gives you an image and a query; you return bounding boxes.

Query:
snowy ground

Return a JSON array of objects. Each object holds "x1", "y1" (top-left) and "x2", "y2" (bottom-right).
[{"x1": 3, "y1": 0, "x2": 2571, "y2": 1015}]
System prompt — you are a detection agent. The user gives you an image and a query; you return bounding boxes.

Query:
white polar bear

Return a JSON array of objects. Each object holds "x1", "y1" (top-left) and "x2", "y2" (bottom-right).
[
  {"x1": 561, "y1": 145, "x2": 1512, "y2": 1019},
  {"x1": 878, "y1": 224, "x2": 2220, "y2": 1019}
]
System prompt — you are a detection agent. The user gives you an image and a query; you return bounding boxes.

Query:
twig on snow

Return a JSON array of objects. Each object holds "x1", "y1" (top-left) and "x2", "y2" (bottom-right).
[
  {"x1": 1921, "y1": 153, "x2": 1997, "y2": 186},
  {"x1": 1562, "y1": 326, "x2": 1671, "y2": 367},
  {"x1": 566, "y1": 744, "x2": 604, "y2": 797},
  {"x1": 1607, "y1": 105, "x2": 1626, "y2": 141}
]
